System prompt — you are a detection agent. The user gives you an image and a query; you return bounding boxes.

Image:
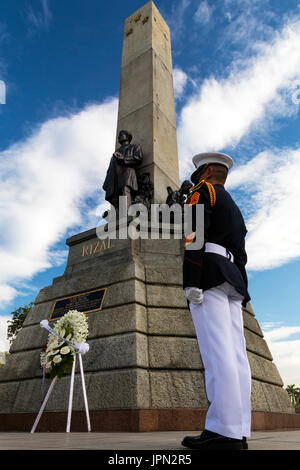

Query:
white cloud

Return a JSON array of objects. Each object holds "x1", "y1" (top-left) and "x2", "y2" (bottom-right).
[
  {"x1": 0, "y1": 285, "x2": 18, "y2": 306},
  {"x1": 194, "y1": 1, "x2": 214, "y2": 25},
  {"x1": 220, "y1": 0, "x2": 277, "y2": 50},
  {"x1": 165, "y1": 0, "x2": 191, "y2": 40},
  {"x1": 26, "y1": 0, "x2": 52, "y2": 31},
  {"x1": 177, "y1": 16, "x2": 300, "y2": 175},
  {"x1": 0, "y1": 22, "x2": 9, "y2": 96},
  {"x1": 173, "y1": 67, "x2": 188, "y2": 100},
  {"x1": 227, "y1": 147, "x2": 300, "y2": 270},
  {"x1": 0, "y1": 316, "x2": 10, "y2": 351},
  {"x1": 263, "y1": 326, "x2": 300, "y2": 342},
  {"x1": 41, "y1": 0, "x2": 52, "y2": 28},
  {"x1": 176, "y1": 14, "x2": 300, "y2": 271},
  {"x1": 262, "y1": 324, "x2": 300, "y2": 386},
  {"x1": 0, "y1": 98, "x2": 118, "y2": 306},
  {"x1": 261, "y1": 321, "x2": 284, "y2": 331}
]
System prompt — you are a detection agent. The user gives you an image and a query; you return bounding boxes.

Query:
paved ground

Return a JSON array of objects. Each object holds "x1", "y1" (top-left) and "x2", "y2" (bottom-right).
[{"x1": 0, "y1": 430, "x2": 300, "y2": 450}]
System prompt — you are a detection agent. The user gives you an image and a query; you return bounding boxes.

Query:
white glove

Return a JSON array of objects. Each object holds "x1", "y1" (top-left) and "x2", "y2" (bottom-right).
[{"x1": 185, "y1": 287, "x2": 203, "y2": 305}]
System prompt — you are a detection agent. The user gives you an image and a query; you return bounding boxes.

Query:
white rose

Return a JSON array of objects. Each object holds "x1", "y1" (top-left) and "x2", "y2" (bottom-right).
[
  {"x1": 53, "y1": 355, "x2": 62, "y2": 364},
  {"x1": 60, "y1": 346, "x2": 70, "y2": 355},
  {"x1": 47, "y1": 350, "x2": 58, "y2": 356}
]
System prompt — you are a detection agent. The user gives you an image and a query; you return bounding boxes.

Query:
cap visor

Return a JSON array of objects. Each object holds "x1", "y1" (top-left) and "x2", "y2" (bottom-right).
[{"x1": 190, "y1": 168, "x2": 202, "y2": 185}]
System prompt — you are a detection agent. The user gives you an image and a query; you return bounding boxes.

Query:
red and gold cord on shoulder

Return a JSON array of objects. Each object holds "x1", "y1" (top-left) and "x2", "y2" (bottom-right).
[
  {"x1": 185, "y1": 179, "x2": 206, "y2": 205},
  {"x1": 205, "y1": 181, "x2": 216, "y2": 207},
  {"x1": 188, "y1": 192, "x2": 200, "y2": 205},
  {"x1": 190, "y1": 179, "x2": 206, "y2": 192},
  {"x1": 185, "y1": 179, "x2": 216, "y2": 207}
]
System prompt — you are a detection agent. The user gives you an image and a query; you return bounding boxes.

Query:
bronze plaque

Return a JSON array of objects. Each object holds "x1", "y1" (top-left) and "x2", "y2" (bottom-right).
[{"x1": 49, "y1": 287, "x2": 107, "y2": 321}]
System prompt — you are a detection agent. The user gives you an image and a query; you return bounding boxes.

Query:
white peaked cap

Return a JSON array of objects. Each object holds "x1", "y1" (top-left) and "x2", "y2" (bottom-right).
[{"x1": 192, "y1": 152, "x2": 234, "y2": 170}]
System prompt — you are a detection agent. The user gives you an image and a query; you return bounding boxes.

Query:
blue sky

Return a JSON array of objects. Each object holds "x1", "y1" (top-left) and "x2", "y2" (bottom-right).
[{"x1": 0, "y1": 0, "x2": 300, "y2": 385}]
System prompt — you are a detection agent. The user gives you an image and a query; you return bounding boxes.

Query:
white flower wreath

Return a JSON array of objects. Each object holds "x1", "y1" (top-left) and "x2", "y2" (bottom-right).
[{"x1": 40, "y1": 310, "x2": 89, "y2": 379}]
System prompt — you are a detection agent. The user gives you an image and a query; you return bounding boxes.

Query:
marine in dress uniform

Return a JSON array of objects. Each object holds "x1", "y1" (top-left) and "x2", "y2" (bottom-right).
[{"x1": 181, "y1": 152, "x2": 252, "y2": 451}]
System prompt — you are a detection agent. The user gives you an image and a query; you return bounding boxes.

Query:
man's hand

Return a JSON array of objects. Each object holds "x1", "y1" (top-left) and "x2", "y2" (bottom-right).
[
  {"x1": 113, "y1": 151, "x2": 124, "y2": 160},
  {"x1": 185, "y1": 287, "x2": 203, "y2": 305}
]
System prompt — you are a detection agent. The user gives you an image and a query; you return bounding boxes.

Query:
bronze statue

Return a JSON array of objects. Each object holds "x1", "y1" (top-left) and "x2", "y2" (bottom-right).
[
  {"x1": 102, "y1": 130, "x2": 143, "y2": 210},
  {"x1": 133, "y1": 172, "x2": 154, "y2": 212}
]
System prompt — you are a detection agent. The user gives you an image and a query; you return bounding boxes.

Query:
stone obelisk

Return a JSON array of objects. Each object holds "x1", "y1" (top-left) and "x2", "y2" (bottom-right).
[
  {"x1": 0, "y1": 1, "x2": 297, "y2": 432},
  {"x1": 116, "y1": 1, "x2": 180, "y2": 203}
]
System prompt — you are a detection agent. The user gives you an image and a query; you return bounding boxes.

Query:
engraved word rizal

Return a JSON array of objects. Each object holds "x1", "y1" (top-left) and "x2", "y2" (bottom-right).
[{"x1": 82, "y1": 238, "x2": 114, "y2": 257}]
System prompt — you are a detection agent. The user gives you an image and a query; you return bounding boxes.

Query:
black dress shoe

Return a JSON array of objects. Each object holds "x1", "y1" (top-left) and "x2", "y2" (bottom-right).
[
  {"x1": 181, "y1": 429, "x2": 243, "y2": 450},
  {"x1": 242, "y1": 437, "x2": 248, "y2": 450}
]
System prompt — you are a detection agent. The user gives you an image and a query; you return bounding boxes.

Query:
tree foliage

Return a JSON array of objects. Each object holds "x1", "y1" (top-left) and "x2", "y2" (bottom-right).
[
  {"x1": 286, "y1": 384, "x2": 300, "y2": 413},
  {"x1": 7, "y1": 302, "x2": 34, "y2": 345}
]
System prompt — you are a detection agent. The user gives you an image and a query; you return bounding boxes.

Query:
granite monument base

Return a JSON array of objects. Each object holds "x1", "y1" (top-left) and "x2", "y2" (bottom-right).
[{"x1": 0, "y1": 224, "x2": 295, "y2": 431}]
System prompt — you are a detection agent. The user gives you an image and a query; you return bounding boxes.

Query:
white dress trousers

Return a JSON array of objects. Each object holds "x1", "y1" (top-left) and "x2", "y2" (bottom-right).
[{"x1": 189, "y1": 281, "x2": 252, "y2": 440}]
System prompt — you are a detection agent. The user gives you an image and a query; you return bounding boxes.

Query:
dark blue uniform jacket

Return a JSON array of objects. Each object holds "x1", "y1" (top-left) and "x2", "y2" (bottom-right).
[{"x1": 183, "y1": 180, "x2": 250, "y2": 308}]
